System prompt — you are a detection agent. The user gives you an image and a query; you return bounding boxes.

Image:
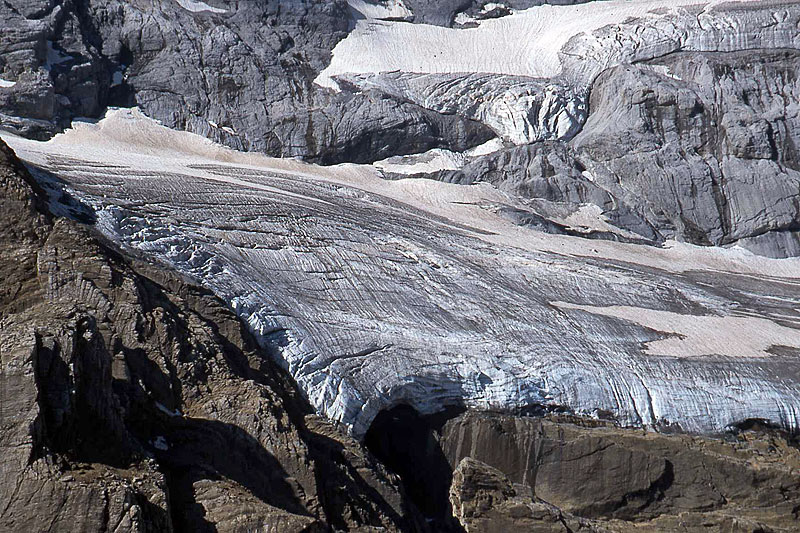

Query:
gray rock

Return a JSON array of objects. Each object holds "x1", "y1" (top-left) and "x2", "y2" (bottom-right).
[
  {"x1": 573, "y1": 50, "x2": 800, "y2": 257},
  {"x1": 428, "y1": 50, "x2": 800, "y2": 256},
  {"x1": 0, "y1": 0, "x2": 490, "y2": 162}
]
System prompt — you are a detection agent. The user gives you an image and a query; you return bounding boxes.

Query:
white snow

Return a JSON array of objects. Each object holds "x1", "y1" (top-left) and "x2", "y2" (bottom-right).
[
  {"x1": 466, "y1": 138, "x2": 504, "y2": 157},
  {"x1": 0, "y1": 78, "x2": 15, "y2": 88},
  {"x1": 317, "y1": 0, "x2": 766, "y2": 90},
  {"x1": 552, "y1": 302, "x2": 800, "y2": 359},
  {"x1": 374, "y1": 139, "x2": 503, "y2": 174},
  {"x1": 347, "y1": 0, "x2": 412, "y2": 20},
  {"x1": 374, "y1": 148, "x2": 467, "y2": 175},
  {"x1": 317, "y1": 0, "x2": 788, "y2": 148},
  {"x1": 175, "y1": 0, "x2": 226, "y2": 14},
  {"x1": 454, "y1": 12, "x2": 476, "y2": 26},
  {"x1": 482, "y1": 3, "x2": 509, "y2": 14}
]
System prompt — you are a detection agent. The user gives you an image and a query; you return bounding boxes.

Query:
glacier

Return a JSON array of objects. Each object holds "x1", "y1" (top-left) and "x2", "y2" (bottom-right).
[{"x1": 4, "y1": 108, "x2": 800, "y2": 438}]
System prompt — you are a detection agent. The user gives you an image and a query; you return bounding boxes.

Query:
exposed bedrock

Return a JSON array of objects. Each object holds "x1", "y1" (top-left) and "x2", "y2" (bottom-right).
[
  {"x1": 0, "y1": 0, "x2": 489, "y2": 163},
  {"x1": 364, "y1": 407, "x2": 800, "y2": 532},
  {"x1": 0, "y1": 138, "x2": 424, "y2": 531},
  {"x1": 575, "y1": 49, "x2": 800, "y2": 257},
  {"x1": 436, "y1": 49, "x2": 800, "y2": 257}
]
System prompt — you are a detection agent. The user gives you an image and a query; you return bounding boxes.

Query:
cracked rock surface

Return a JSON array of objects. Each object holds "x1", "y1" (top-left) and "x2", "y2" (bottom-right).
[{"x1": 0, "y1": 0, "x2": 490, "y2": 163}]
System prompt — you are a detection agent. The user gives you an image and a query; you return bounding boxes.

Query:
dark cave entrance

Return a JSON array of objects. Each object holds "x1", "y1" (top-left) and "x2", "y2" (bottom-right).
[{"x1": 363, "y1": 404, "x2": 465, "y2": 531}]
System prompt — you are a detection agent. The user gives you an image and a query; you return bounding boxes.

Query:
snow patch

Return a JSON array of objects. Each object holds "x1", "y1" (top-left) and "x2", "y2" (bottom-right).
[
  {"x1": 466, "y1": 138, "x2": 504, "y2": 157},
  {"x1": 0, "y1": 78, "x2": 15, "y2": 88},
  {"x1": 348, "y1": 0, "x2": 412, "y2": 20},
  {"x1": 552, "y1": 302, "x2": 800, "y2": 359},
  {"x1": 375, "y1": 148, "x2": 467, "y2": 175},
  {"x1": 374, "y1": 138, "x2": 504, "y2": 175},
  {"x1": 317, "y1": 0, "x2": 771, "y2": 89},
  {"x1": 175, "y1": 0, "x2": 226, "y2": 14}
]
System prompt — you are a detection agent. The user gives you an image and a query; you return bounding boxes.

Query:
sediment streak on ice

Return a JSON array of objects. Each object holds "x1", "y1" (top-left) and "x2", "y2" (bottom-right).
[{"x1": 4, "y1": 108, "x2": 800, "y2": 437}]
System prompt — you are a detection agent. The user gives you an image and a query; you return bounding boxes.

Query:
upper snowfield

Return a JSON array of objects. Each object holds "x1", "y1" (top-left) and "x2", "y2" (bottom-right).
[{"x1": 317, "y1": 0, "x2": 769, "y2": 89}]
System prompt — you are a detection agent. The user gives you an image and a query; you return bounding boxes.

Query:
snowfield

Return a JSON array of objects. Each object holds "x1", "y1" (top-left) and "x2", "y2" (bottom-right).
[
  {"x1": 4, "y1": 108, "x2": 800, "y2": 438},
  {"x1": 317, "y1": 0, "x2": 771, "y2": 89},
  {"x1": 174, "y1": 0, "x2": 226, "y2": 14},
  {"x1": 317, "y1": 0, "x2": 800, "y2": 144}
]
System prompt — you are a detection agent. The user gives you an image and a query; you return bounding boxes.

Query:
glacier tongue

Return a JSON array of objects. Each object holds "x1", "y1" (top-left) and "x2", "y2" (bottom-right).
[{"x1": 4, "y1": 108, "x2": 800, "y2": 438}]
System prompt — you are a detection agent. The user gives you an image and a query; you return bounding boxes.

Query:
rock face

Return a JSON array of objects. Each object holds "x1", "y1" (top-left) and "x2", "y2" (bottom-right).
[
  {"x1": 0, "y1": 137, "x2": 423, "y2": 531},
  {"x1": 422, "y1": 48, "x2": 800, "y2": 257},
  {"x1": 0, "y1": 0, "x2": 490, "y2": 162},
  {"x1": 449, "y1": 457, "x2": 601, "y2": 532},
  {"x1": 404, "y1": 410, "x2": 800, "y2": 532},
  {"x1": 317, "y1": 1, "x2": 800, "y2": 257},
  {"x1": 574, "y1": 50, "x2": 800, "y2": 257}
]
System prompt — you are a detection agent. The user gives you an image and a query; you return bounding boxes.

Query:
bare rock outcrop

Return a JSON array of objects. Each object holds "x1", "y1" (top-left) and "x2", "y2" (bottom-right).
[
  {"x1": 0, "y1": 0, "x2": 490, "y2": 163},
  {"x1": 449, "y1": 457, "x2": 601, "y2": 532},
  {"x1": 440, "y1": 411, "x2": 800, "y2": 532},
  {"x1": 436, "y1": 49, "x2": 800, "y2": 257}
]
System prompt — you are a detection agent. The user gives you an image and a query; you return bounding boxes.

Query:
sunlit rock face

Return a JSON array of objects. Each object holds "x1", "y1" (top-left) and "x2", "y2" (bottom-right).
[
  {"x1": 0, "y1": 0, "x2": 491, "y2": 163},
  {"x1": 426, "y1": 49, "x2": 800, "y2": 258},
  {"x1": 5, "y1": 110, "x2": 800, "y2": 438}
]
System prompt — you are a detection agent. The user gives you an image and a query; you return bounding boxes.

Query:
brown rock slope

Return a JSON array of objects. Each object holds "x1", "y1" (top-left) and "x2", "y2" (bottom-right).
[
  {"x1": 0, "y1": 137, "x2": 424, "y2": 532},
  {"x1": 444, "y1": 412, "x2": 800, "y2": 532}
]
